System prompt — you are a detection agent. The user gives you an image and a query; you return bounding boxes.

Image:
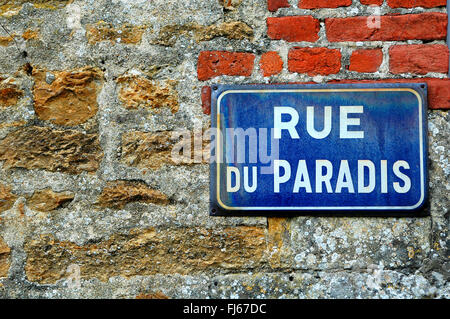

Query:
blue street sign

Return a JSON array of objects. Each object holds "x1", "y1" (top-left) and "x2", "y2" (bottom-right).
[{"x1": 209, "y1": 83, "x2": 428, "y2": 216}]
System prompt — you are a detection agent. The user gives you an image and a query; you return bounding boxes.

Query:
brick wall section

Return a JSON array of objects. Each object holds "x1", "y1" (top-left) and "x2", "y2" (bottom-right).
[{"x1": 389, "y1": 44, "x2": 449, "y2": 75}]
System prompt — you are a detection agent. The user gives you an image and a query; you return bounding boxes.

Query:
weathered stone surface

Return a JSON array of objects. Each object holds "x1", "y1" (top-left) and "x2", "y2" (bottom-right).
[
  {"x1": 288, "y1": 47, "x2": 342, "y2": 76},
  {"x1": 117, "y1": 76, "x2": 179, "y2": 113},
  {"x1": 86, "y1": 21, "x2": 147, "y2": 45},
  {"x1": 0, "y1": 237, "x2": 10, "y2": 278},
  {"x1": 0, "y1": 0, "x2": 70, "y2": 15},
  {"x1": 121, "y1": 131, "x2": 175, "y2": 169},
  {"x1": 21, "y1": 29, "x2": 39, "y2": 40},
  {"x1": 24, "y1": 226, "x2": 266, "y2": 283},
  {"x1": 326, "y1": 13, "x2": 447, "y2": 42},
  {"x1": 0, "y1": 184, "x2": 17, "y2": 213},
  {"x1": 218, "y1": 0, "x2": 243, "y2": 10},
  {"x1": 121, "y1": 130, "x2": 208, "y2": 169},
  {"x1": 0, "y1": 0, "x2": 447, "y2": 300},
  {"x1": 288, "y1": 218, "x2": 431, "y2": 270},
  {"x1": 0, "y1": 36, "x2": 13, "y2": 46},
  {"x1": 97, "y1": 180, "x2": 169, "y2": 209},
  {"x1": 201, "y1": 86, "x2": 212, "y2": 115},
  {"x1": 0, "y1": 126, "x2": 103, "y2": 174},
  {"x1": 153, "y1": 21, "x2": 253, "y2": 46},
  {"x1": 267, "y1": 218, "x2": 291, "y2": 269},
  {"x1": 197, "y1": 51, "x2": 255, "y2": 81},
  {"x1": 389, "y1": 44, "x2": 449, "y2": 75},
  {"x1": 260, "y1": 51, "x2": 283, "y2": 77},
  {"x1": 32, "y1": 67, "x2": 103, "y2": 126},
  {"x1": 349, "y1": 49, "x2": 383, "y2": 73},
  {"x1": 299, "y1": 0, "x2": 352, "y2": 8},
  {"x1": 27, "y1": 189, "x2": 74, "y2": 212},
  {"x1": 0, "y1": 76, "x2": 22, "y2": 107},
  {"x1": 136, "y1": 291, "x2": 170, "y2": 299}
]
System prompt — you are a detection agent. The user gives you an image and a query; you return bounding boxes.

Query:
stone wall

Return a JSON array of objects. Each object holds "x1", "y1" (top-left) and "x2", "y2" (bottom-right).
[{"x1": 0, "y1": 0, "x2": 448, "y2": 298}]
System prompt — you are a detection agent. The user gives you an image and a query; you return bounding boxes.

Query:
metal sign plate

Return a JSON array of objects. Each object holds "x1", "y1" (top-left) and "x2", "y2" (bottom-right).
[{"x1": 209, "y1": 83, "x2": 428, "y2": 216}]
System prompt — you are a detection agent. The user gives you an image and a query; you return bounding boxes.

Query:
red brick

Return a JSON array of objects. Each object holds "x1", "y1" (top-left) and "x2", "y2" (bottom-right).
[
  {"x1": 260, "y1": 52, "x2": 284, "y2": 77},
  {"x1": 360, "y1": 0, "x2": 384, "y2": 5},
  {"x1": 201, "y1": 86, "x2": 211, "y2": 115},
  {"x1": 268, "y1": 0, "x2": 290, "y2": 12},
  {"x1": 299, "y1": 0, "x2": 352, "y2": 8},
  {"x1": 197, "y1": 51, "x2": 255, "y2": 81},
  {"x1": 387, "y1": 0, "x2": 446, "y2": 8},
  {"x1": 326, "y1": 13, "x2": 447, "y2": 42},
  {"x1": 288, "y1": 47, "x2": 341, "y2": 76},
  {"x1": 267, "y1": 16, "x2": 320, "y2": 42},
  {"x1": 389, "y1": 44, "x2": 449, "y2": 75},
  {"x1": 329, "y1": 78, "x2": 450, "y2": 109},
  {"x1": 349, "y1": 49, "x2": 383, "y2": 73}
]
